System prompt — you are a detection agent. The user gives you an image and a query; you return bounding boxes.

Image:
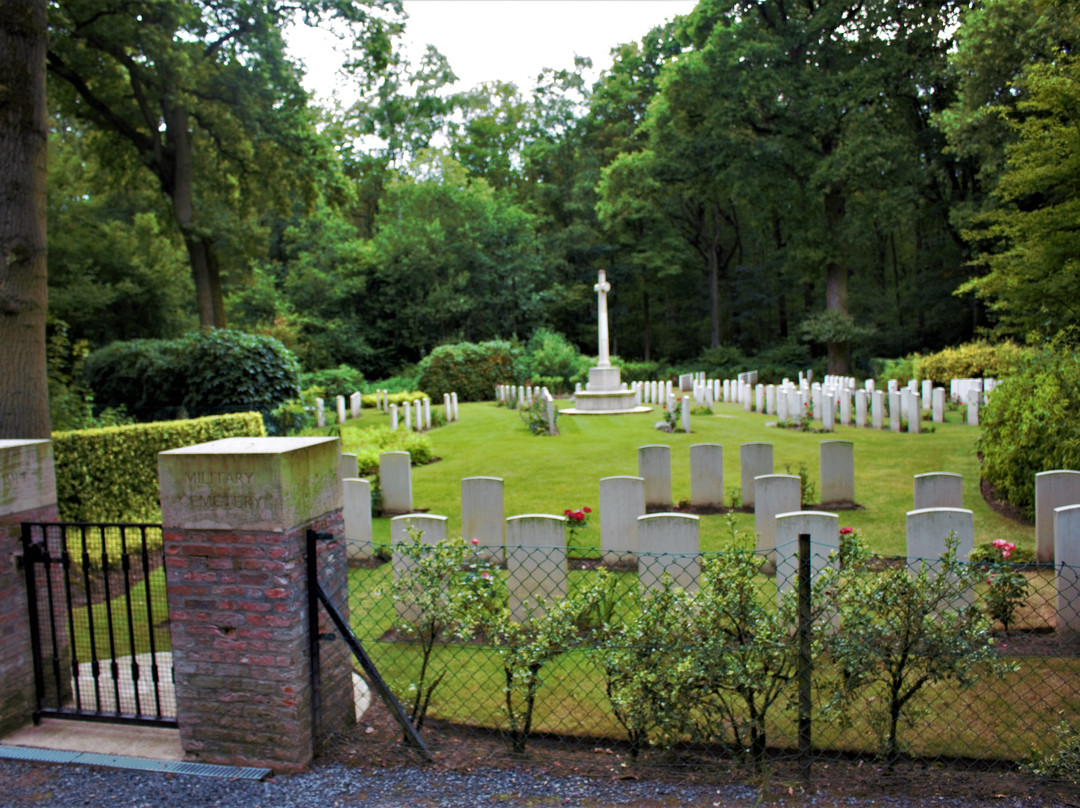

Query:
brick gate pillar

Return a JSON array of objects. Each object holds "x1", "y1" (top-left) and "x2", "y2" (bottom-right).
[
  {"x1": 0, "y1": 440, "x2": 58, "y2": 736},
  {"x1": 158, "y1": 437, "x2": 353, "y2": 771}
]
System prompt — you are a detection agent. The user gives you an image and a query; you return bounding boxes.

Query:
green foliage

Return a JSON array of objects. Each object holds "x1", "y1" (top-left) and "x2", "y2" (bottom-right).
[
  {"x1": 697, "y1": 345, "x2": 750, "y2": 377},
  {"x1": 524, "y1": 329, "x2": 588, "y2": 393},
  {"x1": 390, "y1": 533, "x2": 502, "y2": 729},
  {"x1": 300, "y1": 365, "x2": 367, "y2": 398},
  {"x1": 913, "y1": 341, "x2": 1031, "y2": 386},
  {"x1": 872, "y1": 355, "x2": 918, "y2": 386},
  {"x1": 801, "y1": 310, "x2": 875, "y2": 347},
  {"x1": 784, "y1": 462, "x2": 817, "y2": 507},
  {"x1": 85, "y1": 330, "x2": 300, "y2": 421},
  {"x1": 593, "y1": 578, "x2": 698, "y2": 756},
  {"x1": 978, "y1": 344, "x2": 1080, "y2": 518},
  {"x1": 518, "y1": 399, "x2": 554, "y2": 436},
  {"x1": 416, "y1": 340, "x2": 523, "y2": 402},
  {"x1": 754, "y1": 342, "x2": 815, "y2": 384},
  {"x1": 47, "y1": 319, "x2": 131, "y2": 431},
  {"x1": 347, "y1": 426, "x2": 435, "y2": 474},
  {"x1": 613, "y1": 359, "x2": 664, "y2": 382},
  {"x1": 479, "y1": 572, "x2": 611, "y2": 754},
  {"x1": 1023, "y1": 716, "x2": 1080, "y2": 783},
  {"x1": 829, "y1": 535, "x2": 1005, "y2": 763},
  {"x1": 53, "y1": 412, "x2": 266, "y2": 522}
]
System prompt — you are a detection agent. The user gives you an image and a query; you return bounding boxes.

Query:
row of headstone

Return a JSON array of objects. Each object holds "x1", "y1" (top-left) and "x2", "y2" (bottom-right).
[
  {"x1": 442, "y1": 392, "x2": 459, "y2": 423},
  {"x1": 496, "y1": 384, "x2": 549, "y2": 409},
  {"x1": 387, "y1": 397, "x2": 436, "y2": 432},
  {"x1": 314, "y1": 392, "x2": 367, "y2": 427}
]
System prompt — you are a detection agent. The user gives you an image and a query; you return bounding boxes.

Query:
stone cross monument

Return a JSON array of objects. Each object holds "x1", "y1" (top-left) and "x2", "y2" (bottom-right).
[{"x1": 594, "y1": 269, "x2": 612, "y2": 369}]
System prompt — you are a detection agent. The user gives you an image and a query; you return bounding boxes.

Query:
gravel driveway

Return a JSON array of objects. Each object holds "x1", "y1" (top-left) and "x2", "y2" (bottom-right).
[{"x1": 1, "y1": 757, "x2": 1074, "y2": 808}]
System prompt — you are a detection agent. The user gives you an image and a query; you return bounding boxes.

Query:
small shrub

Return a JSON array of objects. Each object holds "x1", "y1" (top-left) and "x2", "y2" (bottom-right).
[
  {"x1": 979, "y1": 343, "x2": 1080, "y2": 518},
  {"x1": 914, "y1": 341, "x2": 1032, "y2": 386},
  {"x1": 519, "y1": 399, "x2": 552, "y2": 435},
  {"x1": 346, "y1": 426, "x2": 435, "y2": 473},
  {"x1": 300, "y1": 365, "x2": 366, "y2": 398},
  {"x1": 525, "y1": 329, "x2": 588, "y2": 392},
  {"x1": 416, "y1": 340, "x2": 523, "y2": 402},
  {"x1": 1023, "y1": 716, "x2": 1080, "y2": 783}
]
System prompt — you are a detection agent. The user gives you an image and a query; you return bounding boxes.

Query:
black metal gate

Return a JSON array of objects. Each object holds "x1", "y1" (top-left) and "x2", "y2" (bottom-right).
[{"x1": 21, "y1": 522, "x2": 176, "y2": 727}]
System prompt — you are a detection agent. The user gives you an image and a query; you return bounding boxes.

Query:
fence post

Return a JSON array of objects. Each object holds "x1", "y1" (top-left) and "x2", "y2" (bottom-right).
[{"x1": 797, "y1": 531, "x2": 812, "y2": 780}]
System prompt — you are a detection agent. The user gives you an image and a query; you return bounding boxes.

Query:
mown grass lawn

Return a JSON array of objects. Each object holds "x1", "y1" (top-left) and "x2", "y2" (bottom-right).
[{"x1": 341, "y1": 398, "x2": 1032, "y2": 557}]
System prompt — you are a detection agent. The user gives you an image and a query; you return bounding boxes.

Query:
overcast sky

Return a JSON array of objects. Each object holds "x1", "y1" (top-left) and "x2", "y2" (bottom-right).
[{"x1": 289, "y1": 0, "x2": 697, "y2": 104}]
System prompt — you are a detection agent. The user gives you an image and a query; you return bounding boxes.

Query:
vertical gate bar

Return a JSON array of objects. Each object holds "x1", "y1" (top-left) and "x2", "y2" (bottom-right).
[
  {"x1": 141, "y1": 526, "x2": 164, "y2": 718},
  {"x1": 41, "y1": 526, "x2": 64, "y2": 712},
  {"x1": 306, "y1": 529, "x2": 322, "y2": 737},
  {"x1": 60, "y1": 527, "x2": 83, "y2": 713},
  {"x1": 99, "y1": 526, "x2": 122, "y2": 714},
  {"x1": 119, "y1": 527, "x2": 143, "y2": 717},
  {"x1": 797, "y1": 531, "x2": 813, "y2": 780},
  {"x1": 80, "y1": 524, "x2": 103, "y2": 713},
  {"x1": 22, "y1": 524, "x2": 47, "y2": 724}
]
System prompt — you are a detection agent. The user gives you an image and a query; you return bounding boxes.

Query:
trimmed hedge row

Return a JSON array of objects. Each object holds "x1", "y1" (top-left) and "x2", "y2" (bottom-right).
[{"x1": 53, "y1": 412, "x2": 266, "y2": 522}]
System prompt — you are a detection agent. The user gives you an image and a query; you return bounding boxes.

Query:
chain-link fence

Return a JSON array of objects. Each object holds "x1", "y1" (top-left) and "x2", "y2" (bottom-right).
[{"x1": 341, "y1": 534, "x2": 1080, "y2": 774}]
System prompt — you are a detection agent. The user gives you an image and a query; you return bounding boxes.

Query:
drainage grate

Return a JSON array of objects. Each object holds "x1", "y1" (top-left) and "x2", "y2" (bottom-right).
[{"x1": 0, "y1": 745, "x2": 271, "y2": 780}]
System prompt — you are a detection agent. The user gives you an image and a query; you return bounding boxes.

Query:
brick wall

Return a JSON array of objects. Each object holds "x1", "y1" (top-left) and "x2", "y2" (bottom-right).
[
  {"x1": 0, "y1": 503, "x2": 58, "y2": 736},
  {"x1": 164, "y1": 509, "x2": 350, "y2": 771}
]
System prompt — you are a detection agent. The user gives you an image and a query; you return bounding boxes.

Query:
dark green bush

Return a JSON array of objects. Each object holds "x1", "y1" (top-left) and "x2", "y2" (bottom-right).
[
  {"x1": 697, "y1": 345, "x2": 750, "y2": 377},
  {"x1": 614, "y1": 359, "x2": 663, "y2": 381},
  {"x1": 525, "y1": 329, "x2": 588, "y2": 392},
  {"x1": 914, "y1": 341, "x2": 1032, "y2": 385},
  {"x1": 755, "y1": 342, "x2": 815, "y2": 382},
  {"x1": 85, "y1": 330, "x2": 301, "y2": 421},
  {"x1": 300, "y1": 364, "x2": 366, "y2": 398},
  {"x1": 416, "y1": 340, "x2": 523, "y2": 401},
  {"x1": 979, "y1": 344, "x2": 1080, "y2": 518}
]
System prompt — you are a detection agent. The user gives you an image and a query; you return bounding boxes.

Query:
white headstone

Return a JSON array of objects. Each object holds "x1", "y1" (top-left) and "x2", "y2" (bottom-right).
[
  {"x1": 339, "y1": 452, "x2": 359, "y2": 480},
  {"x1": 820, "y1": 440, "x2": 854, "y2": 505},
  {"x1": 461, "y1": 476, "x2": 505, "y2": 562},
  {"x1": 889, "y1": 391, "x2": 902, "y2": 433},
  {"x1": 316, "y1": 397, "x2": 325, "y2": 428},
  {"x1": 905, "y1": 507, "x2": 974, "y2": 563},
  {"x1": 423, "y1": 397, "x2": 431, "y2": 430},
  {"x1": 350, "y1": 392, "x2": 362, "y2": 419},
  {"x1": 914, "y1": 472, "x2": 963, "y2": 510},
  {"x1": 506, "y1": 515, "x2": 567, "y2": 621},
  {"x1": 600, "y1": 476, "x2": 645, "y2": 563},
  {"x1": 932, "y1": 387, "x2": 945, "y2": 423},
  {"x1": 740, "y1": 442, "x2": 774, "y2": 508},
  {"x1": 1054, "y1": 504, "x2": 1080, "y2": 632},
  {"x1": 637, "y1": 513, "x2": 699, "y2": 592},
  {"x1": 681, "y1": 395, "x2": 691, "y2": 433},
  {"x1": 414, "y1": 399, "x2": 423, "y2": 431},
  {"x1": 755, "y1": 474, "x2": 802, "y2": 561},
  {"x1": 690, "y1": 443, "x2": 724, "y2": 508},
  {"x1": 775, "y1": 511, "x2": 839, "y2": 607},
  {"x1": 344, "y1": 478, "x2": 373, "y2": 561},
  {"x1": 967, "y1": 391, "x2": 979, "y2": 426},
  {"x1": 822, "y1": 392, "x2": 835, "y2": 432},
  {"x1": 403, "y1": 400, "x2": 412, "y2": 431},
  {"x1": 872, "y1": 390, "x2": 884, "y2": 429},
  {"x1": 855, "y1": 389, "x2": 867, "y2": 428},
  {"x1": 389, "y1": 403, "x2": 399, "y2": 431},
  {"x1": 391, "y1": 513, "x2": 450, "y2": 620},
  {"x1": 379, "y1": 451, "x2": 413, "y2": 515},
  {"x1": 451, "y1": 392, "x2": 459, "y2": 421},
  {"x1": 921, "y1": 379, "x2": 932, "y2": 408},
  {"x1": 908, "y1": 392, "x2": 921, "y2": 433},
  {"x1": 1036, "y1": 470, "x2": 1080, "y2": 563},
  {"x1": 336, "y1": 395, "x2": 347, "y2": 425},
  {"x1": 638, "y1": 445, "x2": 672, "y2": 509}
]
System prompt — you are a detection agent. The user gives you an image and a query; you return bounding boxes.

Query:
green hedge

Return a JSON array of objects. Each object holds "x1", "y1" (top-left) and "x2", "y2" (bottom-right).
[
  {"x1": 347, "y1": 426, "x2": 435, "y2": 473},
  {"x1": 53, "y1": 412, "x2": 266, "y2": 522},
  {"x1": 914, "y1": 341, "x2": 1032, "y2": 385},
  {"x1": 416, "y1": 340, "x2": 523, "y2": 402}
]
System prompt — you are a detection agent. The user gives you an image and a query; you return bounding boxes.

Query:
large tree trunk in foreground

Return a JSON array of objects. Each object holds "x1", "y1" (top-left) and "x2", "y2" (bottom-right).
[{"x1": 0, "y1": 0, "x2": 50, "y2": 438}]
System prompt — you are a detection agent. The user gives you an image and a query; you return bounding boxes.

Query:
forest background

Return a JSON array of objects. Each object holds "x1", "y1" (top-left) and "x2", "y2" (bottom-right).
[{"x1": 3, "y1": 0, "x2": 1079, "y2": 437}]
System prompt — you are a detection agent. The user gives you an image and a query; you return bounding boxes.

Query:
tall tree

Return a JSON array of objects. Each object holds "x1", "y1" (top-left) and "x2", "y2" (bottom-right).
[
  {"x1": 0, "y1": 0, "x2": 50, "y2": 438},
  {"x1": 47, "y1": 0, "x2": 400, "y2": 329}
]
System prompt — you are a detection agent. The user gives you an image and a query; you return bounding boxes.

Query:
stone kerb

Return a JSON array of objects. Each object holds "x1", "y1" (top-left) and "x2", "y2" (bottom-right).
[
  {"x1": 754, "y1": 474, "x2": 801, "y2": 561},
  {"x1": 913, "y1": 472, "x2": 963, "y2": 510},
  {"x1": 600, "y1": 476, "x2": 645, "y2": 564},
  {"x1": 689, "y1": 443, "x2": 723, "y2": 508},
  {"x1": 344, "y1": 478, "x2": 373, "y2": 561},
  {"x1": 740, "y1": 442, "x2": 774, "y2": 508},
  {"x1": 379, "y1": 451, "x2": 413, "y2": 515},
  {"x1": 774, "y1": 511, "x2": 839, "y2": 608},
  {"x1": 637, "y1": 445, "x2": 672, "y2": 509},
  {"x1": 637, "y1": 513, "x2": 700, "y2": 592},
  {"x1": 157, "y1": 436, "x2": 352, "y2": 772},
  {"x1": 1054, "y1": 504, "x2": 1080, "y2": 632},
  {"x1": 505, "y1": 515, "x2": 567, "y2": 622},
  {"x1": 0, "y1": 440, "x2": 59, "y2": 736},
  {"x1": 819, "y1": 440, "x2": 854, "y2": 506},
  {"x1": 1036, "y1": 471, "x2": 1080, "y2": 563},
  {"x1": 461, "y1": 477, "x2": 505, "y2": 563}
]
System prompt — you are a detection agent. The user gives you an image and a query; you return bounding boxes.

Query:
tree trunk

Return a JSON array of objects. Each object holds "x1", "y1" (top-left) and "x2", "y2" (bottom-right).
[
  {"x1": 167, "y1": 102, "x2": 226, "y2": 329},
  {"x1": 824, "y1": 186, "x2": 849, "y2": 376},
  {"x1": 0, "y1": 0, "x2": 51, "y2": 438}
]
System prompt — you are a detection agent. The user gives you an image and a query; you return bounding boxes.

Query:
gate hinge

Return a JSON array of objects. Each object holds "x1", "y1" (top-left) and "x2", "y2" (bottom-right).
[{"x1": 318, "y1": 632, "x2": 337, "y2": 642}]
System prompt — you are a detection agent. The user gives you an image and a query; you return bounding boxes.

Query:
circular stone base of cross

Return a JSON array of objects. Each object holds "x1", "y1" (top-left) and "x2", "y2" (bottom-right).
[{"x1": 560, "y1": 406, "x2": 654, "y2": 416}]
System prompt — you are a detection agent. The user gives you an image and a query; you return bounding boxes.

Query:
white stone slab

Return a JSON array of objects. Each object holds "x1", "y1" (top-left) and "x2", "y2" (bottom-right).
[
  {"x1": 913, "y1": 472, "x2": 963, "y2": 510},
  {"x1": 740, "y1": 442, "x2": 774, "y2": 508},
  {"x1": 775, "y1": 511, "x2": 839, "y2": 604},
  {"x1": 344, "y1": 478, "x2": 373, "y2": 561},
  {"x1": 379, "y1": 451, "x2": 413, "y2": 515},
  {"x1": 461, "y1": 476, "x2": 505, "y2": 562},
  {"x1": 905, "y1": 507, "x2": 974, "y2": 562},
  {"x1": 690, "y1": 444, "x2": 723, "y2": 508},
  {"x1": 0, "y1": 439, "x2": 56, "y2": 516},
  {"x1": 600, "y1": 476, "x2": 645, "y2": 563},
  {"x1": 1036, "y1": 470, "x2": 1080, "y2": 563},
  {"x1": 1054, "y1": 504, "x2": 1080, "y2": 631},
  {"x1": 638, "y1": 513, "x2": 699, "y2": 592},
  {"x1": 754, "y1": 474, "x2": 801, "y2": 560},
  {"x1": 638, "y1": 445, "x2": 672, "y2": 508},
  {"x1": 820, "y1": 440, "x2": 854, "y2": 505},
  {"x1": 506, "y1": 515, "x2": 567, "y2": 621}
]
